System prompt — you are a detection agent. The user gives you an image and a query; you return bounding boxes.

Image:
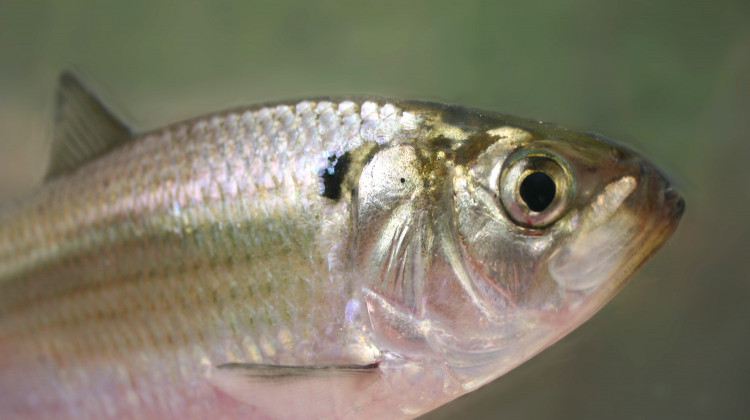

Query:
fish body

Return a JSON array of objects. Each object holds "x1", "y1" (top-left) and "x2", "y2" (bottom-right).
[{"x1": 0, "y1": 74, "x2": 684, "y2": 419}]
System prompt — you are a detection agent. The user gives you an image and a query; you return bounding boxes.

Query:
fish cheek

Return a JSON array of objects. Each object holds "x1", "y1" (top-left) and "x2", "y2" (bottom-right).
[
  {"x1": 452, "y1": 171, "x2": 557, "y2": 304},
  {"x1": 354, "y1": 145, "x2": 428, "y2": 315}
]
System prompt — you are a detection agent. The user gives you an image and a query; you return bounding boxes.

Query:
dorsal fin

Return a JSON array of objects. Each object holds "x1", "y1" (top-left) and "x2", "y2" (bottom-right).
[{"x1": 44, "y1": 71, "x2": 133, "y2": 181}]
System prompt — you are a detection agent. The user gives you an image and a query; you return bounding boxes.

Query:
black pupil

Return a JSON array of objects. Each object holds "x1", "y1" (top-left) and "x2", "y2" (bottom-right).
[{"x1": 520, "y1": 172, "x2": 556, "y2": 212}]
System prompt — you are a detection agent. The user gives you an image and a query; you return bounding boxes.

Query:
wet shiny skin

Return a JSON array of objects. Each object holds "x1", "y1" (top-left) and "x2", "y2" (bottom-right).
[{"x1": 0, "y1": 85, "x2": 683, "y2": 419}]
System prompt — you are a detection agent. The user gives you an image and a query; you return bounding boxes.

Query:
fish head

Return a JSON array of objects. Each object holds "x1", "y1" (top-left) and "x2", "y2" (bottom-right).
[
  {"x1": 354, "y1": 103, "x2": 684, "y2": 390},
  {"x1": 453, "y1": 119, "x2": 686, "y2": 315}
]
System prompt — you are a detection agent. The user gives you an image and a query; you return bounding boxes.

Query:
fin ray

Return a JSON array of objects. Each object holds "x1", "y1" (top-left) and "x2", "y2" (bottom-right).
[{"x1": 45, "y1": 71, "x2": 133, "y2": 181}]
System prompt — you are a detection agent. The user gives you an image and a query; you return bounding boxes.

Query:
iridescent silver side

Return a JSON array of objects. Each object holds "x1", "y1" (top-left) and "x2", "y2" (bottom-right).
[{"x1": 0, "y1": 97, "x2": 683, "y2": 420}]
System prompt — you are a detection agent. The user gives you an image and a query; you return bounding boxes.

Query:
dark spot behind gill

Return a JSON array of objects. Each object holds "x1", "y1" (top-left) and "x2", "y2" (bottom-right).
[{"x1": 320, "y1": 152, "x2": 351, "y2": 201}]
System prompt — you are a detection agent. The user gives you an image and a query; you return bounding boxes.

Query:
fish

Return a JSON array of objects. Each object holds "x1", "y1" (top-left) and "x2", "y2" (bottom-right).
[{"x1": 0, "y1": 72, "x2": 684, "y2": 420}]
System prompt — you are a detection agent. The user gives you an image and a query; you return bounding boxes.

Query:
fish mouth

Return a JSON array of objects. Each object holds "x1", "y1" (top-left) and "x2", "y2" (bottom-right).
[{"x1": 547, "y1": 161, "x2": 685, "y2": 318}]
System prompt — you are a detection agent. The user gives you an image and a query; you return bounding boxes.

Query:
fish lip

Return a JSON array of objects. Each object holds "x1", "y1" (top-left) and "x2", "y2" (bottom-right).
[
  {"x1": 624, "y1": 158, "x2": 684, "y2": 237},
  {"x1": 663, "y1": 184, "x2": 686, "y2": 221},
  {"x1": 613, "y1": 161, "x2": 686, "y2": 274},
  {"x1": 643, "y1": 159, "x2": 685, "y2": 233}
]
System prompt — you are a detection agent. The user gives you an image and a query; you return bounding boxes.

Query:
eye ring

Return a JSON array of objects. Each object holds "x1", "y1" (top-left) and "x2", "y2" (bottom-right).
[{"x1": 499, "y1": 149, "x2": 574, "y2": 229}]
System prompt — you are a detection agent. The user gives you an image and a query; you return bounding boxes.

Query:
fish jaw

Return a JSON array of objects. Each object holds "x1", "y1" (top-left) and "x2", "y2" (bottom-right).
[{"x1": 546, "y1": 160, "x2": 685, "y2": 328}]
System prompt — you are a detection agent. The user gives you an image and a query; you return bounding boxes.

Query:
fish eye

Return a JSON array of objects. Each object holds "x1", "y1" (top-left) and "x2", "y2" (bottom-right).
[{"x1": 499, "y1": 149, "x2": 574, "y2": 229}]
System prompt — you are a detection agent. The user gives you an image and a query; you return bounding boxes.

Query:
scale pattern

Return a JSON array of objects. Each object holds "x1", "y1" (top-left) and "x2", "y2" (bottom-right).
[{"x1": 0, "y1": 99, "x2": 416, "y2": 419}]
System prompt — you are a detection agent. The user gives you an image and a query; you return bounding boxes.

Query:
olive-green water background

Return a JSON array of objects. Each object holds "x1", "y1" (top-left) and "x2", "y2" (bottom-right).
[{"x1": 1, "y1": 1, "x2": 748, "y2": 418}]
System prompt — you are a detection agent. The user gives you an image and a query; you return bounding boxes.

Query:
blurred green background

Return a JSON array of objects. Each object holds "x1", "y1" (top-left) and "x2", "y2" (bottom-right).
[{"x1": 1, "y1": 1, "x2": 748, "y2": 418}]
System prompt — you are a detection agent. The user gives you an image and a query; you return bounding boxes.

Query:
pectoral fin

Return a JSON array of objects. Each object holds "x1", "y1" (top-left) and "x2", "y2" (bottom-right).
[{"x1": 209, "y1": 362, "x2": 382, "y2": 419}]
